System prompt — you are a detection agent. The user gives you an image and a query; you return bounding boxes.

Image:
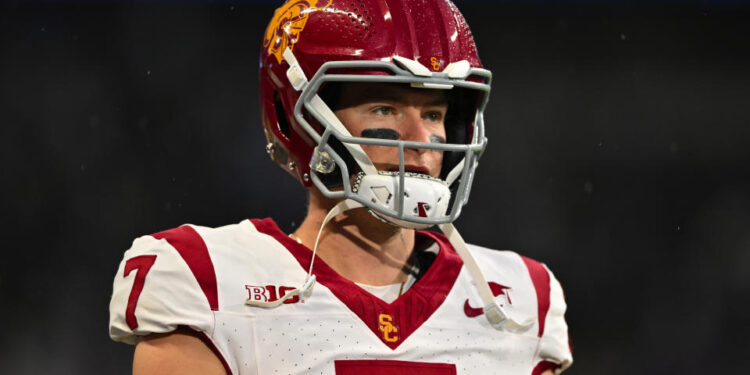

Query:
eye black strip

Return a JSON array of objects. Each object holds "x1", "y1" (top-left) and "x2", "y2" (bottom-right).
[
  {"x1": 429, "y1": 134, "x2": 446, "y2": 144},
  {"x1": 361, "y1": 128, "x2": 401, "y2": 140}
]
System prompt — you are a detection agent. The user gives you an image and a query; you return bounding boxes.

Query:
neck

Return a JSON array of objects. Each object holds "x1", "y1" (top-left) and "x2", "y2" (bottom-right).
[{"x1": 293, "y1": 189, "x2": 415, "y2": 286}]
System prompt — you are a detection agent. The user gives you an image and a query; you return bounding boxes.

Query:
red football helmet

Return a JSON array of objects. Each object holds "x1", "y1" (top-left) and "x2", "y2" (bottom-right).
[{"x1": 259, "y1": 0, "x2": 491, "y2": 228}]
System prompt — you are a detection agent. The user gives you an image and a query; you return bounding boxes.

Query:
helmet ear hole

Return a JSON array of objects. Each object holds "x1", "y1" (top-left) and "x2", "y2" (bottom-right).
[
  {"x1": 273, "y1": 91, "x2": 291, "y2": 140},
  {"x1": 317, "y1": 136, "x2": 361, "y2": 190}
]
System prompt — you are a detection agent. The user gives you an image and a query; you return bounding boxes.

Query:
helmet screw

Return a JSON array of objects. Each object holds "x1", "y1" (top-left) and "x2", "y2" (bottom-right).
[
  {"x1": 314, "y1": 151, "x2": 335, "y2": 174},
  {"x1": 302, "y1": 173, "x2": 310, "y2": 182},
  {"x1": 287, "y1": 161, "x2": 296, "y2": 171},
  {"x1": 265, "y1": 143, "x2": 275, "y2": 156}
]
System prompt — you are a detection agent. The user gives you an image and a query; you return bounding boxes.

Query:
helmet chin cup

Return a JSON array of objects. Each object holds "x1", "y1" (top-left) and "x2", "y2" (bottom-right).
[{"x1": 352, "y1": 171, "x2": 451, "y2": 230}]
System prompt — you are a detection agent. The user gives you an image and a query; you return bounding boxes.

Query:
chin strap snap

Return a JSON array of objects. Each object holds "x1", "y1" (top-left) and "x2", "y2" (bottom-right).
[
  {"x1": 439, "y1": 223, "x2": 534, "y2": 332},
  {"x1": 246, "y1": 199, "x2": 362, "y2": 308}
]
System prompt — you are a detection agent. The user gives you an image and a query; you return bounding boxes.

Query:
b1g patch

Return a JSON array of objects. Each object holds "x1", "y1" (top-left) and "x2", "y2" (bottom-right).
[{"x1": 245, "y1": 284, "x2": 300, "y2": 304}]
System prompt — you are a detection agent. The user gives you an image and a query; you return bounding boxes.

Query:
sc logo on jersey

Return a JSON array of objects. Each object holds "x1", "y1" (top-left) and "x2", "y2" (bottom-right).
[
  {"x1": 245, "y1": 285, "x2": 299, "y2": 304},
  {"x1": 378, "y1": 314, "x2": 399, "y2": 342}
]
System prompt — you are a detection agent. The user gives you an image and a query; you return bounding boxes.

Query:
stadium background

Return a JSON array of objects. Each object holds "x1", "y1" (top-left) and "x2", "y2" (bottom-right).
[{"x1": 1, "y1": 0, "x2": 748, "y2": 373}]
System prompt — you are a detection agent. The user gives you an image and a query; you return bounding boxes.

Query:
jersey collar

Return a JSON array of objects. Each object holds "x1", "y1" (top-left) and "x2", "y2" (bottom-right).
[{"x1": 250, "y1": 218, "x2": 463, "y2": 350}]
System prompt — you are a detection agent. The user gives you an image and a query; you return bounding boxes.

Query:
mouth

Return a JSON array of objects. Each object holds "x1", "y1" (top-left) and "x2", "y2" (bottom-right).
[{"x1": 387, "y1": 165, "x2": 431, "y2": 175}]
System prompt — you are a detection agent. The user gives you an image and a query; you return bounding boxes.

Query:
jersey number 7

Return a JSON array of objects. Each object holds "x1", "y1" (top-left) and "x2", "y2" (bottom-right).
[{"x1": 123, "y1": 255, "x2": 157, "y2": 330}]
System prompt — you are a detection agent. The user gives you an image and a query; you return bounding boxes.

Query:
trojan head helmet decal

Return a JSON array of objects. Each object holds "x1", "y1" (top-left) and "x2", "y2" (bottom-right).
[{"x1": 263, "y1": 0, "x2": 334, "y2": 63}]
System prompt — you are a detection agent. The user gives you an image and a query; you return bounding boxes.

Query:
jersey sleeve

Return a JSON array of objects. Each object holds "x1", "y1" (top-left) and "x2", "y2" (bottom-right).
[
  {"x1": 109, "y1": 226, "x2": 216, "y2": 345},
  {"x1": 536, "y1": 265, "x2": 573, "y2": 374}
]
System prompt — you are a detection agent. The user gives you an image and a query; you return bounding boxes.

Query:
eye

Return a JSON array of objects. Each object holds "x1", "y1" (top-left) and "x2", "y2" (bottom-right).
[
  {"x1": 371, "y1": 106, "x2": 394, "y2": 116},
  {"x1": 424, "y1": 111, "x2": 444, "y2": 122}
]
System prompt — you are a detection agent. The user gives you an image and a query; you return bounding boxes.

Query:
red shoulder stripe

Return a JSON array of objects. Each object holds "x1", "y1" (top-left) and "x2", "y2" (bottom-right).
[
  {"x1": 521, "y1": 256, "x2": 551, "y2": 338},
  {"x1": 152, "y1": 226, "x2": 219, "y2": 311}
]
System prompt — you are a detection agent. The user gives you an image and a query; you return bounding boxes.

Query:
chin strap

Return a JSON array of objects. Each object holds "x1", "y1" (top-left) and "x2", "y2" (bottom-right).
[
  {"x1": 308, "y1": 95, "x2": 379, "y2": 176},
  {"x1": 438, "y1": 223, "x2": 535, "y2": 332},
  {"x1": 246, "y1": 199, "x2": 363, "y2": 308},
  {"x1": 248, "y1": 202, "x2": 532, "y2": 332}
]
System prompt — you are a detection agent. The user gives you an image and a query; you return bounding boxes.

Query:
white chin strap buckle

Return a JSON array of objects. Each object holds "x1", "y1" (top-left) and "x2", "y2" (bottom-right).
[
  {"x1": 299, "y1": 275, "x2": 316, "y2": 300},
  {"x1": 483, "y1": 300, "x2": 534, "y2": 332},
  {"x1": 483, "y1": 301, "x2": 507, "y2": 327},
  {"x1": 352, "y1": 171, "x2": 451, "y2": 229}
]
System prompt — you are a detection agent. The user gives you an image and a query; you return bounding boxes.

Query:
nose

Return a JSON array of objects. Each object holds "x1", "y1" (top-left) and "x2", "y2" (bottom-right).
[{"x1": 399, "y1": 107, "x2": 432, "y2": 145}]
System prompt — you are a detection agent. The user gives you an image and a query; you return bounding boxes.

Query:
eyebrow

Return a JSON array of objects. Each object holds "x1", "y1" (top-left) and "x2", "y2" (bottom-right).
[{"x1": 423, "y1": 98, "x2": 450, "y2": 107}]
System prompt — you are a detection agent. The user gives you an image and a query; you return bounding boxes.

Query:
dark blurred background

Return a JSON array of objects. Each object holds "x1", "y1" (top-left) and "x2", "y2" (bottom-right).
[{"x1": 1, "y1": 0, "x2": 748, "y2": 373}]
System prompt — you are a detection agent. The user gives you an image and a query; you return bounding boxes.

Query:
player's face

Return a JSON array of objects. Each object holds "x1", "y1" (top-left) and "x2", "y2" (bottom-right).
[{"x1": 333, "y1": 83, "x2": 448, "y2": 178}]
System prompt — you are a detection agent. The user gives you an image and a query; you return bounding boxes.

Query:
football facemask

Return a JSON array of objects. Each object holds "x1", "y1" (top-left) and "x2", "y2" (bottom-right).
[{"x1": 289, "y1": 52, "x2": 490, "y2": 229}]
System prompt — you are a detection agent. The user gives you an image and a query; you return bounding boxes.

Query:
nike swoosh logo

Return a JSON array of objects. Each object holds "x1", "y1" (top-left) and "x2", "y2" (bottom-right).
[{"x1": 464, "y1": 299, "x2": 483, "y2": 317}]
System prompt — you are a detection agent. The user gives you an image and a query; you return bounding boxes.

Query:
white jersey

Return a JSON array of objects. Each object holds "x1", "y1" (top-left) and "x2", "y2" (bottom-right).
[{"x1": 109, "y1": 218, "x2": 572, "y2": 374}]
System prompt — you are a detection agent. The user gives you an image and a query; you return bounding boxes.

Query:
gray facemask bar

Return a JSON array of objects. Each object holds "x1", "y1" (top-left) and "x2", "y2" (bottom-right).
[{"x1": 293, "y1": 60, "x2": 491, "y2": 226}]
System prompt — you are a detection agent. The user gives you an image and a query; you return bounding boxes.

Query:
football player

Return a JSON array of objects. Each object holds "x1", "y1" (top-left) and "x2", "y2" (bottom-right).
[{"x1": 109, "y1": 0, "x2": 573, "y2": 374}]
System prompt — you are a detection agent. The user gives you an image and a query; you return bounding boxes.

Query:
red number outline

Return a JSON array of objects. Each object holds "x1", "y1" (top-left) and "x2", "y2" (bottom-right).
[
  {"x1": 123, "y1": 255, "x2": 157, "y2": 330},
  {"x1": 335, "y1": 360, "x2": 456, "y2": 375}
]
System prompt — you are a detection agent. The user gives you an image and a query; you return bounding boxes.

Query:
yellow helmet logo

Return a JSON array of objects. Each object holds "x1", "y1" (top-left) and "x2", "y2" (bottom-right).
[
  {"x1": 263, "y1": 0, "x2": 333, "y2": 64},
  {"x1": 430, "y1": 57, "x2": 440, "y2": 71}
]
